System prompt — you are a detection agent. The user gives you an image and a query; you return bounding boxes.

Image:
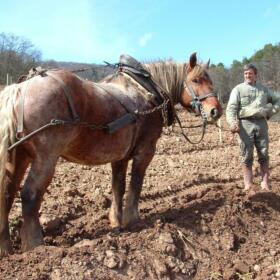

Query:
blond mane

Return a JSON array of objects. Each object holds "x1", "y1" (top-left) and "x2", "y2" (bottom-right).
[{"x1": 144, "y1": 61, "x2": 186, "y2": 103}]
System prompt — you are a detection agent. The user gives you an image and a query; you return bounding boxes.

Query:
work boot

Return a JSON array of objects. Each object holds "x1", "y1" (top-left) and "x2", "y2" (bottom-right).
[
  {"x1": 260, "y1": 163, "x2": 270, "y2": 191},
  {"x1": 242, "y1": 165, "x2": 254, "y2": 191}
]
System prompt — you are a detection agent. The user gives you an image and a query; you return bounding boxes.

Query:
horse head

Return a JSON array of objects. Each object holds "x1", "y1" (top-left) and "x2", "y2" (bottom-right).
[{"x1": 180, "y1": 53, "x2": 222, "y2": 123}]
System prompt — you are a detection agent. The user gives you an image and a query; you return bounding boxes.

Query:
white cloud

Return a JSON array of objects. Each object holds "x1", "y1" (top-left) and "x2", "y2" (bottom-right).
[{"x1": 138, "y1": 33, "x2": 153, "y2": 47}]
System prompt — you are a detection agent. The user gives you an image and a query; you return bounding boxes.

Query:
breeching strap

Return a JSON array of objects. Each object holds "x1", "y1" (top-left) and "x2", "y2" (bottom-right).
[
  {"x1": 46, "y1": 71, "x2": 80, "y2": 121},
  {"x1": 16, "y1": 70, "x2": 80, "y2": 139}
]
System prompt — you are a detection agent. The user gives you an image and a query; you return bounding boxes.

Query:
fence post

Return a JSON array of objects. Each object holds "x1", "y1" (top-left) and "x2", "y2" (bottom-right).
[
  {"x1": 6, "y1": 73, "x2": 9, "y2": 85},
  {"x1": 218, "y1": 91, "x2": 223, "y2": 144}
]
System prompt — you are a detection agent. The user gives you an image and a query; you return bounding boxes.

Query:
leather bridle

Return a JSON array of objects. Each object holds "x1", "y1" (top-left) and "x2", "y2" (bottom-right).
[
  {"x1": 184, "y1": 82, "x2": 217, "y2": 118},
  {"x1": 175, "y1": 81, "x2": 217, "y2": 144}
]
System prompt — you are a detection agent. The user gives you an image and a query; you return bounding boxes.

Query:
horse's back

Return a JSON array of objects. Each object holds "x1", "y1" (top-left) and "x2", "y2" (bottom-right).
[{"x1": 19, "y1": 71, "x2": 150, "y2": 165}]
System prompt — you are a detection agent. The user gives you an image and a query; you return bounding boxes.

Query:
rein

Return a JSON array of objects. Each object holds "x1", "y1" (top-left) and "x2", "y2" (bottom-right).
[{"x1": 174, "y1": 82, "x2": 215, "y2": 144}]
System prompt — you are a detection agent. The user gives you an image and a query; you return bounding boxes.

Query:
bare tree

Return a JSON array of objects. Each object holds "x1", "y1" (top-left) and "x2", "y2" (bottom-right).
[
  {"x1": 0, "y1": 33, "x2": 41, "y2": 84},
  {"x1": 209, "y1": 64, "x2": 231, "y2": 104}
]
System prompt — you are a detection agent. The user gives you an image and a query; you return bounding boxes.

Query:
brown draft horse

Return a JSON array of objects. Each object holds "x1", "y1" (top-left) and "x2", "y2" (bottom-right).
[{"x1": 0, "y1": 53, "x2": 222, "y2": 256}]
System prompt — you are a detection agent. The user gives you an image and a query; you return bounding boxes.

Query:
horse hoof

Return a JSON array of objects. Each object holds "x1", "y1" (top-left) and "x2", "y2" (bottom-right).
[
  {"x1": 122, "y1": 214, "x2": 140, "y2": 228},
  {"x1": 0, "y1": 244, "x2": 13, "y2": 258},
  {"x1": 110, "y1": 227, "x2": 123, "y2": 236},
  {"x1": 261, "y1": 188, "x2": 272, "y2": 193},
  {"x1": 246, "y1": 189, "x2": 257, "y2": 199},
  {"x1": 21, "y1": 235, "x2": 44, "y2": 252},
  {"x1": 260, "y1": 183, "x2": 271, "y2": 192}
]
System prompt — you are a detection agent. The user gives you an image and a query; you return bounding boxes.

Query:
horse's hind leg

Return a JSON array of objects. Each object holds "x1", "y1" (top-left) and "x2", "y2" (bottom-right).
[
  {"x1": 0, "y1": 150, "x2": 29, "y2": 257},
  {"x1": 109, "y1": 159, "x2": 128, "y2": 228},
  {"x1": 123, "y1": 151, "x2": 155, "y2": 227},
  {"x1": 20, "y1": 155, "x2": 57, "y2": 252}
]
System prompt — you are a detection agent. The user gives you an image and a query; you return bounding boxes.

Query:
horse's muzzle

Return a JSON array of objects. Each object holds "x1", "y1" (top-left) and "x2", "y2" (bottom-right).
[
  {"x1": 210, "y1": 108, "x2": 221, "y2": 119},
  {"x1": 207, "y1": 108, "x2": 222, "y2": 123}
]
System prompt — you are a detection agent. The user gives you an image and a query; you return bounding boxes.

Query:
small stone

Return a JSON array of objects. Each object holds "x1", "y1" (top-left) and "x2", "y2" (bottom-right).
[
  {"x1": 165, "y1": 245, "x2": 177, "y2": 256},
  {"x1": 159, "y1": 232, "x2": 174, "y2": 244},
  {"x1": 220, "y1": 231, "x2": 236, "y2": 250},
  {"x1": 73, "y1": 239, "x2": 94, "y2": 248},
  {"x1": 270, "y1": 250, "x2": 277, "y2": 256},
  {"x1": 234, "y1": 260, "x2": 250, "y2": 274},
  {"x1": 201, "y1": 225, "x2": 210, "y2": 234},
  {"x1": 181, "y1": 268, "x2": 187, "y2": 274},
  {"x1": 105, "y1": 250, "x2": 115, "y2": 257},
  {"x1": 96, "y1": 253, "x2": 104, "y2": 262},
  {"x1": 40, "y1": 216, "x2": 61, "y2": 231},
  {"x1": 166, "y1": 257, "x2": 176, "y2": 269},
  {"x1": 104, "y1": 257, "x2": 118, "y2": 269},
  {"x1": 265, "y1": 266, "x2": 276, "y2": 276},
  {"x1": 253, "y1": 264, "x2": 261, "y2": 272},
  {"x1": 154, "y1": 258, "x2": 167, "y2": 276}
]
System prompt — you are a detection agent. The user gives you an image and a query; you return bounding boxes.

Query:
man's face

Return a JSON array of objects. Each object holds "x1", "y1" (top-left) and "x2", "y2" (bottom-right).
[{"x1": 244, "y1": 69, "x2": 257, "y2": 85}]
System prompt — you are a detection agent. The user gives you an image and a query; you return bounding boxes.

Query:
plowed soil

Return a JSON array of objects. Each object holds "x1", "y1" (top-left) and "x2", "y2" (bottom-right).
[{"x1": 1, "y1": 111, "x2": 280, "y2": 280}]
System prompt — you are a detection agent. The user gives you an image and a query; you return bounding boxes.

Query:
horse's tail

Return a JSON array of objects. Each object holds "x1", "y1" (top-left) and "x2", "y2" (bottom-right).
[{"x1": 0, "y1": 84, "x2": 20, "y2": 216}]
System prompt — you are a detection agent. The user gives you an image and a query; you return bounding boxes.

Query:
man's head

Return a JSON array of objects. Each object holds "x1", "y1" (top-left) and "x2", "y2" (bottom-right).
[{"x1": 243, "y1": 63, "x2": 257, "y2": 85}]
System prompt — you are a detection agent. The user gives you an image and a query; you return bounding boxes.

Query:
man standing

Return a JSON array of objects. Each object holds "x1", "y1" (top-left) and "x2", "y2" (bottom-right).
[{"x1": 226, "y1": 64, "x2": 280, "y2": 192}]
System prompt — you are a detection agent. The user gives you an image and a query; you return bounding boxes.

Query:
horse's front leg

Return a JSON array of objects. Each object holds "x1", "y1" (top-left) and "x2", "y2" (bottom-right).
[
  {"x1": 0, "y1": 151, "x2": 29, "y2": 257},
  {"x1": 109, "y1": 159, "x2": 128, "y2": 229},
  {"x1": 20, "y1": 156, "x2": 57, "y2": 252},
  {"x1": 123, "y1": 151, "x2": 155, "y2": 227}
]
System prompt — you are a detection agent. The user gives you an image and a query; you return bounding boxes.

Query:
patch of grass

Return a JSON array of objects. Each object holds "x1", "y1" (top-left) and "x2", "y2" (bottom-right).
[
  {"x1": 236, "y1": 272, "x2": 254, "y2": 280},
  {"x1": 9, "y1": 217, "x2": 21, "y2": 234},
  {"x1": 209, "y1": 272, "x2": 223, "y2": 280}
]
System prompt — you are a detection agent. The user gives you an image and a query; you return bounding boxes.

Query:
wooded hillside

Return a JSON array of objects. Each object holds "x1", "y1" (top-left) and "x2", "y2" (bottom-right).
[
  {"x1": 209, "y1": 43, "x2": 280, "y2": 103},
  {"x1": 1, "y1": 32, "x2": 279, "y2": 103}
]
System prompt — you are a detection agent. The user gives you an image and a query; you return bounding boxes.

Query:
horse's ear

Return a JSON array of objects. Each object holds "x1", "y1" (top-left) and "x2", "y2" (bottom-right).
[{"x1": 189, "y1": 52, "x2": 197, "y2": 69}]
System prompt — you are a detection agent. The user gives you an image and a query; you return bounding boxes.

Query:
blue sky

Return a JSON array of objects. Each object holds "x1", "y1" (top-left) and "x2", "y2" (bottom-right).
[{"x1": 1, "y1": 0, "x2": 280, "y2": 66}]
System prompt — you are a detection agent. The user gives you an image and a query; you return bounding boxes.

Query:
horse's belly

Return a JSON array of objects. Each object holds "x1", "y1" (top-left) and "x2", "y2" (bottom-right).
[{"x1": 62, "y1": 129, "x2": 134, "y2": 165}]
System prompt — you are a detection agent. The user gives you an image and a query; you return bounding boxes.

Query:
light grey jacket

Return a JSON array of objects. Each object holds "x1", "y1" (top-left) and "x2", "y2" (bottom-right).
[{"x1": 226, "y1": 82, "x2": 280, "y2": 128}]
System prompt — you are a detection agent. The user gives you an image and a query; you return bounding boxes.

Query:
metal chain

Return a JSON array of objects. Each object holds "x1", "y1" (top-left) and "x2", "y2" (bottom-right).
[
  {"x1": 199, "y1": 103, "x2": 208, "y2": 124},
  {"x1": 134, "y1": 98, "x2": 169, "y2": 116},
  {"x1": 134, "y1": 98, "x2": 170, "y2": 127},
  {"x1": 161, "y1": 99, "x2": 169, "y2": 127}
]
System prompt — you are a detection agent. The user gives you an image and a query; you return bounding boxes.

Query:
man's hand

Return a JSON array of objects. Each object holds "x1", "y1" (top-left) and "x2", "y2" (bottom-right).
[{"x1": 230, "y1": 123, "x2": 240, "y2": 133}]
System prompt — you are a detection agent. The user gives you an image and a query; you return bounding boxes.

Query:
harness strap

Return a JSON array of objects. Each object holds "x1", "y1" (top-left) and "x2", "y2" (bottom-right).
[
  {"x1": 9, "y1": 120, "x2": 63, "y2": 151},
  {"x1": 16, "y1": 83, "x2": 28, "y2": 138},
  {"x1": 94, "y1": 83, "x2": 136, "y2": 115},
  {"x1": 47, "y1": 71, "x2": 80, "y2": 121},
  {"x1": 16, "y1": 70, "x2": 80, "y2": 139}
]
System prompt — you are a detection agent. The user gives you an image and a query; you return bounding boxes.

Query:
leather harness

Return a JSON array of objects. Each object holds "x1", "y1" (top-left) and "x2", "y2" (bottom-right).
[{"x1": 9, "y1": 55, "x2": 216, "y2": 150}]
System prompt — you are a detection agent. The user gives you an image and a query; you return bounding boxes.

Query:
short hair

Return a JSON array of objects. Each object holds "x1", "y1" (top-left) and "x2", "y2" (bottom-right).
[{"x1": 243, "y1": 63, "x2": 258, "y2": 74}]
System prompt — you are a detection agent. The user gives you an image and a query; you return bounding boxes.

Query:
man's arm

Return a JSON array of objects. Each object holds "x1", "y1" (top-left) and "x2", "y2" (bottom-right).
[
  {"x1": 268, "y1": 89, "x2": 280, "y2": 116},
  {"x1": 226, "y1": 87, "x2": 240, "y2": 132}
]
